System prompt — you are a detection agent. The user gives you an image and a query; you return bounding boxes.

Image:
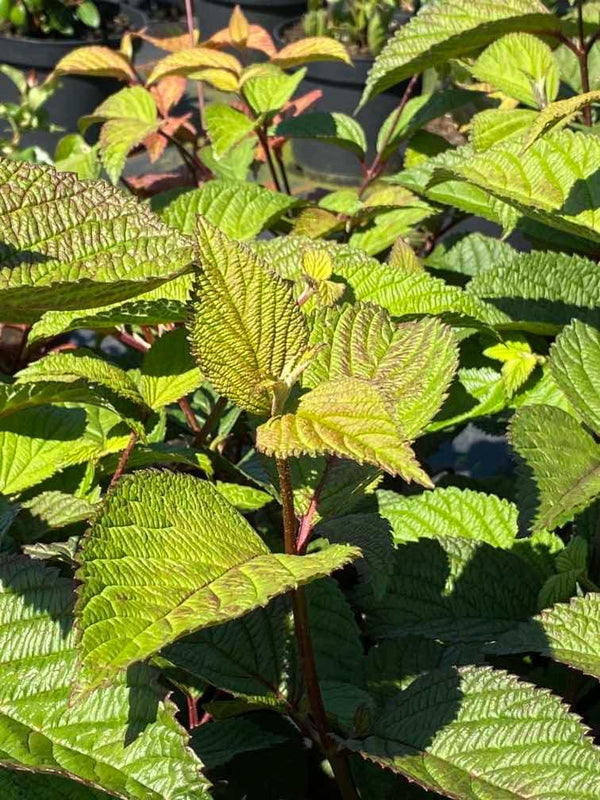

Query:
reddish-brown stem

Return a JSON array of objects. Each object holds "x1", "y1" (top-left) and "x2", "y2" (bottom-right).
[
  {"x1": 196, "y1": 395, "x2": 228, "y2": 446},
  {"x1": 141, "y1": 326, "x2": 155, "y2": 344},
  {"x1": 178, "y1": 396, "x2": 203, "y2": 436},
  {"x1": 109, "y1": 431, "x2": 138, "y2": 488},
  {"x1": 577, "y1": 0, "x2": 593, "y2": 125},
  {"x1": 184, "y1": 0, "x2": 206, "y2": 132},
  {"x1": 275, "y1": 458, "x2": 358, "y2": 800},
  {"x1": 257, "y1": 125, "x2": 283, "y2": 193},
  {"x1": 274, "y1": 146, "x2": 292, "y2": 195},
  {"x1": 49, "y1": 342, "x2": 78, "y2": 355},
  {"x1": 296, "y1": 460, "x2": 331, "y2": 554},
  {"x1": 187, "y1": 695, "x2": 200, "y2": 729},
  {"x1": 357, "y1": 73, "x2": 419, "y2": 199},
  {"x1": 116, "y1": 330, "x2": 150, "y2": 353},
  {"x1": 198, "y1": 709, "x2": 212, "y2": 726}
]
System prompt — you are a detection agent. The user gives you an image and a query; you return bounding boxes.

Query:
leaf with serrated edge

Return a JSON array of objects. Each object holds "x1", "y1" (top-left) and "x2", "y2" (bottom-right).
[
  {"x1": 132, "y1": 328, "x2": 202, "y2": 411},
  {"x1": 271, "y1": 37, "x2": 350, "y2": 69},
  {"x1": 257, "y1": 377, "x2": 432, "y2": 485},
  {"x1": 276, "y1": 112, "x2": 367, "y2": 158},
  {"x1": 0, "y1": 160, "x2": 192, "y2": 313},
  {"x1": 74, "y1": 470, "x2": 359, "y2": 698},
  {"x1": 147, "y1": 46, "x2": 242, "y2": 85},
  {"x1": 0, "y1": 556, "x2": 209, "y2": 799},
  {"x1": 189, "y1": 216, "x2": 309, "y2": 415},
  {"x1": 523, "y1": 89, "x2": 600, "y2": 151},
  {"x1": 52, "y1": 45, "x2": 135, "y2": 81},
  {"x1": 204, "y1": 104, "x2": 255, "y2": 159},
  {"x1": 510, "y1": 405, "x2": 600, "y2": 532},
  {"x1": 471, "y1": 108, "x2": 538, "y2": 152},
  {"x1": 344, "y1": 665, "x2": 600, "y2": 799},
  {"x1": 360, "y1": 0, "x2": 556, "y2": 105},
  {"x1": 550, "y1": 319, "x2": 600, "y2": 435}
]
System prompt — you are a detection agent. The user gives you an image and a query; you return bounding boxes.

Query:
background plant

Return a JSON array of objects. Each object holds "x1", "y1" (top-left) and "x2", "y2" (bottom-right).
[
  {"x1": 4, "y1": 0, "x2": 600, "y2": 799},
  {"x1": 0, "y1": 0, "x2": 100, "y2": 37}
]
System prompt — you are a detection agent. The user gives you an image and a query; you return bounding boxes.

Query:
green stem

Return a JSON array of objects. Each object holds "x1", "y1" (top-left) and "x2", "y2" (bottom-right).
[
  {"x1": 275, "y1": 458, "x2": 359, "y2": 800},
  {"x1": 257, "y1": 125, "x2": 283, "y2": 193}
]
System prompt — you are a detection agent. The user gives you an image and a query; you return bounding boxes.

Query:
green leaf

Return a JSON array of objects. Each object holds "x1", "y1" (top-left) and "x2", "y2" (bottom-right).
[
  {"x1": 438, "y1": 130, "x2": 600, "y2": 242},
  {"x1": 215, "y1": 481, "x2": 273, "y2": 512},
  {"x1": 303, "y1": 303, "x2": 458, "y2": 438},
  {"x1": 257, "y1": 378, "x2": 433, "y2": 485},
  {"x1": 484, "y1": 334, "x2": 538, "y2": 397},
  {"x1": 366, "y1": 637, "x2": 449, "y2": 704},
  {"x1": 10, "y1": 490, "x2": 97, "y2": 544},
  {"x1": 0, "y1": 771, "x2": 110, "y2": 799},
  {"x1": 74, "y1": 470, "x2": 359, "y2": 698},
  {"x1": 191, "y1": 715, "x2": 293, "y2": 770},
  {"x1": 131, "y1": 328, "x2": 202, "y2": 411},
  {"x1": 241, "y1": 64, "x2": 306, "y2": 115},
  {"x1": 276, "y1": 112, "x2": 367, "y2": 159},
  {"x1": 377, "y1": 486, "x2": 518, "y2": 548},
  {"x1": 522, "y1": 90, "x2": 600, "y2": 151},
  {"x1": 490, "y1": 594, "x2": 600, "y2": 679},
  {"x1": 0, "y1": 161, "x2": 192, "y2": 314},
  {"x1": 471, "y1": 33, "x2": 559, "y2": 108},
  {"x1": 467, "y1": 250, "x2": 600, "y2": 333},
  {"x1": 470, "y1": 108, "x2": 538, "y2": 152},
  {"x1": 77, "y1": 0, "x2": 100, "y2": 28},
  {"x1": 550, "y1": 319, "x2": 600, "y2": 434},
  {"x1": 426, "y1": 232, "x2": 515, "y2": 278},
  {"x1": 356, "y1": 536, "x2": 541, "y2": 642},
  {"x1": 360, "y1": 0, "x2": 557, "y2": 105},
  {"x1": 158, "y1": 180, "x2": 298, "y2": 241},
  {"x1": 0, "y1": 556, "x2": 209, "y2": 799},
  {"x1": 204, "y1": 104, "x2": 255, "y2": 159},
  {"x1": 345, "y1": 665, "x2": 600, "y2": 799},
  {"x1": 54, "y1": 134, "x2": 100, "y2": 181},
  {"x1": 189, "y1": 217, "x2": 309, "y2": 415},
  {"x1": 509, "y1": 405, "x2": 600, "y2": 532}
]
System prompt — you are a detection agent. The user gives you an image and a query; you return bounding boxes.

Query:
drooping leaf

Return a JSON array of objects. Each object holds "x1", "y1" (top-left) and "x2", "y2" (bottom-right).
[
  {"x1": 360, "y1": 0, "x2": 557, "y2": 105},
  {"x1": 549, "y1": 319, "x2": 600, "y2": 434},
  {"x1": 271, "y1": 37, "x2": 350, "y2": 69},
  {"x1": 189, "y1": 217, "x2": 309, "y2": 415},
  {"x1": 256, "y1": 378, "x2": 432, "y2": 485},
  {"x1": 509, "y1": 405, "x2": 600, "y2": 532},
  {"x1": 74, "y1": 470, "x2": 358, "y2": 697},
  {"x1": 204, "y1": 104, "x2": 255, "y2": 159},
  {"x1": 356, "y1": 536, "x2": 540, "y2": 642},
  {"x1": 522, "y1": 89, "x2": 600, "y2": 151},
  {"x1": 146, "y1": 47, "x2": 242, "y2": 86},
  {"x1": 490, "y1": 594, "x2": 600, "y2": 679},
  {"x1": 0, "y1": 556, "x2": 209, "y2": 799},
  {"x1": 345, "y1": 666, "x2": 600, "y2": 799},
  {"x1": 52, "y1": 45, "x2": 136, "y2": 81},
  {"x1": 0, "y1": 161, "x2": 192, "y2": 314},
  {"x1": 276, "y1": 113, "x2": 367, "y2": 159},
  {"x1": 159, "y1": 180, "x2": 298, "y2": 240},
  {"x1": 471, "y1": 32, "x2": 559, "y2": 108}
]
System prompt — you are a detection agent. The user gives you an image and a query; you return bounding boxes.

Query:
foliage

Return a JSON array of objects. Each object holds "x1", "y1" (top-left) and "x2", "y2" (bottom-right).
[
  {"x1": 303, "y1": 0, "x2": 403, "y2": 56},
  {"x1": 0, "y1": 0, "x2": 99, "y2": 37},
  {"x1": 3, "y1": 0, "x2": 600, "y2": 798}
]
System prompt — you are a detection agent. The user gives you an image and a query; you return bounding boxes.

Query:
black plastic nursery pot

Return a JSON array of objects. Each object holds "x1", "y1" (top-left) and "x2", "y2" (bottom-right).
[
  {"x1": 197, "y1": 0, "x2": 305, "y2": 40},
  {"x1": 275, "y1": 21, "x2": 411, "y2": 185},
  {"x1": 0, "y1": 2, "x2": 146, "y2": 153}
]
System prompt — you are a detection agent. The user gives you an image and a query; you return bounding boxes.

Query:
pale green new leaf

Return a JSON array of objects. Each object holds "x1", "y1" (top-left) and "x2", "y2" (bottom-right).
[
  {"x1": 356, "y1": 536, "x2": 540, "y2": 642},
  {"x1": 74, "y1": 470, "x2": 358, "y2": 697},
  {"x1": 467, "y1": 250, "x2": 600, "y2": 333},
  {"x1": 303, "y1": 303, "x2": 458, "y2": 438},
  {"x1": 510, "y1": 405, "x2": 600, "y2": 532},
  {"x1": 471, "y1": 33, "x2": 559, "y2": 108},
  {"x1": 204, "y1": 104, "x2": 255, "y2": 159},
  {"x1": 360, "y1": 0, "x2": 557, "y2": 105},
  {"x1": 470, "y1": 108, "x2": 538, "y2": 152},
  {"x1": 276, "y1": 113, "x2": 367, "y2": 159},
  {"x1": 257, "y1": 378, "x2": 432, "y2": 485},
  {"x1": 132, "y1": 328, "x2": 202, "y2": 411},
  {"x1": 345, "y1": 666, "x2": 600, "y2": 799},
  {"x1": 490, "y1": 594, "x2": 600, "y2": 679},
  {"x1": 190, "y1": 217, "x2": 309, "y2": 415},
  {"x1": 215, "y1": 481, "x2": 273, "y2": 512},
  {"x1": 550, "y1": 319, "x2": 600, "y2": 434},
  {"x1": 159, "y1": 180, "x2": 298, "y2": 241},
  {"x1": 0, "y1": 161, "x2": 192, "y2": 313},
  {"x1": 522, "y1": 90, "x2": 600, "y2": 151},
  {"x1": 377, "y1": 486, "x2": 518, "y2": 548},
  {"x1": 240, "y1": 65, "x2": 306, "y2": 115},
  {"x1": 0, "y1": 557, "x2": 209, "y2": 799},
  {"x1": 439, "y1": 130, "x2": 600, "y2": 242}
]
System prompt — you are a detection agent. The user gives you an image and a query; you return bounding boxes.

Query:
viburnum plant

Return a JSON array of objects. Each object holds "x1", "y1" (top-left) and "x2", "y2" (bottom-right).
[{"x1": 5, "y1": 0, "x2": 600, "y2": 799}]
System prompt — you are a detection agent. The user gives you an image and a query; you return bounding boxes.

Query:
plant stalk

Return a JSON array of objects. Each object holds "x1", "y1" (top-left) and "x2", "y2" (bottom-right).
[
  {"x1": 274, "y1": 146, "x2": 292, "y2": 195},
  {"x1": 577, "y1": 0, "x2": 593, "y2": 125},
  {"x1": 109, "y1": 431, "x2": 138, "y2": 488},
  {"x1": 275, "y1": 458, "x2": 359, "y2": 800},
  {"x1": 184, "y1": 0, "x2": 206, "y2": 132},
  {"x1": 257, "y1": 125, "x2": 283, "y2": 193}
]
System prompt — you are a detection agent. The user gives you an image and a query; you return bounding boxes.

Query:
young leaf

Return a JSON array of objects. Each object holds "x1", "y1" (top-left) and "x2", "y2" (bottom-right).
[
  {"x1": 146, "y1": 47, "x2": 242, "y2": 86},
  {"x1": 256, "y1": 377, "x2": 432, "y2": 485},
  {"x1": 344, "y1": 666, "x2": 600, "y2": 799},
  {"x1": 360, "y1": 0, "x2": 557, "y2": 105},
  {"x1": 271, "y1": 37, "x2": 350, "y2": 69},
  {"x1": 0, "y1": 556, "x2": 209, "y2": 799},
  {"x1": 510, "y1": 405, "x2": 600, "y2": 532},
  {"x1": 522, "y1": 89, "x2": 600, "y2": 151},
  {"x1": 240, "y1": 64, "x2": 307, "y2": 115},
  {"x1": 471, "y1": 32, "x2": 559, "y2": 108},
  {"x1": 52, "y1": 45, "x2": 136, "y2": 81},
  {"x1": 158, "y1": 180, "x2": 298, "y2": 240},
  {"x1": 550, "y1": 319, "x2": 600, "y2": 434},
  {"x1": 189, "y1": 217, "x2": 310, "y2": 415},
  {"x1": 276, "y1": 112, "x2": 367, "y2": 159},
  {"x1": 0, "y1": 161, "x2": 192, "y2": 313},
  {"x1": 470, "y1": 108, "x2": 538, "y2": 152},
  {"x1": 74, "y1": 470, "x2": 358, "y2": 698},
  {"x1": 490, "y1": 594, "x2": 600, "y2": 679},
  {"x1": 204, "y1": 104, "x2": 254, "y2": 159}
]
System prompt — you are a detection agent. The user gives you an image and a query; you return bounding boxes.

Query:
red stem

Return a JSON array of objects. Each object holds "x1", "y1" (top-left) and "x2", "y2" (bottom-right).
[
  {"x1": 184, "y1": 0, "x2": 205, "y2": 132},
  {"x1": 109, "y1": 431, "x2": 138, "y2": 488},
  {"x1": 187, "y1": 695, "x2": 200, "y2": 729},
  {"x1": 296, "y1": 459, "x2": 331, "y2": 553}
]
